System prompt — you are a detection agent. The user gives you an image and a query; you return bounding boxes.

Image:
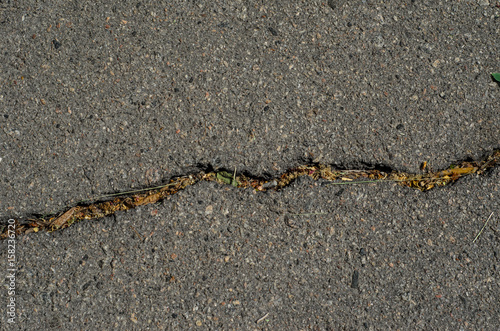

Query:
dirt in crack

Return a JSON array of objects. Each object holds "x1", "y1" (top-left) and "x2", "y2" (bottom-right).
[{"x1": 1, "y1": 150, "x2": 499, "y2": 239}]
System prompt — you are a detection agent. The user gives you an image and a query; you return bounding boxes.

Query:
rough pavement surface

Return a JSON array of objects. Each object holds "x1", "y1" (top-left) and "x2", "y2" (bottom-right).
[
  {"x1": 1, "y1": 1, "x2": 499, "y2": 330},
  {"x1": 1, "y1": 169, "x2": 499, "y2": 329}
]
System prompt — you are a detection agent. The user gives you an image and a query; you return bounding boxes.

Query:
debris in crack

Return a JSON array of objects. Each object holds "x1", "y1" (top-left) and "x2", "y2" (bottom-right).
[{"x1": 1, "y1": 150, "x2": 499, "y2": 239}]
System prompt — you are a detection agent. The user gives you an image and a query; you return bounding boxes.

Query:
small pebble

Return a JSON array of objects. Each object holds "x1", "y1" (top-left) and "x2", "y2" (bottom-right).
[
  {"x1": 351, "y1": 270, "x2": 359, "y2": 289},
  {"x1": 262, "y1": 180, "x2": 277, "y2": 189}
]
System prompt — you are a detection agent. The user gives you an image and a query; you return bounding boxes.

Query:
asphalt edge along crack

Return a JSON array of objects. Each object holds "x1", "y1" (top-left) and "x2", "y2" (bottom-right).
[{"x1": 1, "y1": 150, "x2": 499, "y2": 240}]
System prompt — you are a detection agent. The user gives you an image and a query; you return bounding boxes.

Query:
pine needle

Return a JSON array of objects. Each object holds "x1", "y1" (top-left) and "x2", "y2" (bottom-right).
[{"x1": 472, "y1": 212, "x2": 494, "y2": 244}]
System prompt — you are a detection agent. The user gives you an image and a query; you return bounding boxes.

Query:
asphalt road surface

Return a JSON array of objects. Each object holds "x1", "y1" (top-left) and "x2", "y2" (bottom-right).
[{"x1": 1, "y1": 1, "x2": 499, "y2": 330}]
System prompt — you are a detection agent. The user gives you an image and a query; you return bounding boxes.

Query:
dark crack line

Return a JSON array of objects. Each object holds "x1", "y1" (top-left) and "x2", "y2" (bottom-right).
[{"x1": 1, "y1": 150, "x2": 499, "y2": 239}]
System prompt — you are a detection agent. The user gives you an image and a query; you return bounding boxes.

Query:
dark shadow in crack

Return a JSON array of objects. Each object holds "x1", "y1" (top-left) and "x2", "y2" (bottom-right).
[{"x1": 1, "y1": 149, "x2": 499, "y2": 239}]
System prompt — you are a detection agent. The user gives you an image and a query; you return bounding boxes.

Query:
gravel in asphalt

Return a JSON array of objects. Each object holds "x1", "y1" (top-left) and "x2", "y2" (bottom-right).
[{"x1": 1, "y1": 1, "x2": 499, "y2": 330}]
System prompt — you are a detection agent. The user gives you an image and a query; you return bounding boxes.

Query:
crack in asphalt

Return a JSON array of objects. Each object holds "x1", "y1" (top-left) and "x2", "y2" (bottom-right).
[{"x1": 1, "y1": 150, "x2": 499, "y2": 239}]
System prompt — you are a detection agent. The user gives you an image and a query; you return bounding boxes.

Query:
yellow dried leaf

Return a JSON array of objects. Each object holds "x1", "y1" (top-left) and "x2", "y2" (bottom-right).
[{"x1": 51, "y1": 207, "x2": 76, "y2": 228}]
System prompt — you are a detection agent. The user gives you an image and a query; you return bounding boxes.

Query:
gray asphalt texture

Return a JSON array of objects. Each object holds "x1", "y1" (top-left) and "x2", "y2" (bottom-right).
[{"x1": 1, "y1": 0, "x2": 499, "y2": 330}]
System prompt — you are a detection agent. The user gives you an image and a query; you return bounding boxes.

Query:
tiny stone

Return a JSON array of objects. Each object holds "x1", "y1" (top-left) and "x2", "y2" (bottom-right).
[
  {"x1": 268, "y1": 27, "x2": 278, "y2": 36},
  {"x1": 205, "y1": 205, "x2": 213, "y2": 215},
  {"x1": 351, "y1": 270, "x2": 359, "y2": 289},
  {"x1": 262, "y1": 180, "x2": 277, "y2": 189}
]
